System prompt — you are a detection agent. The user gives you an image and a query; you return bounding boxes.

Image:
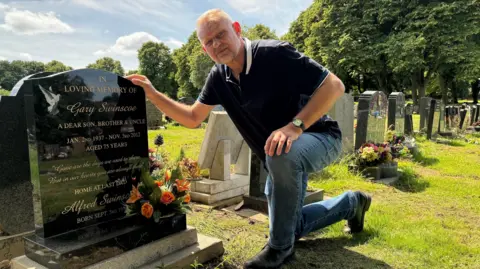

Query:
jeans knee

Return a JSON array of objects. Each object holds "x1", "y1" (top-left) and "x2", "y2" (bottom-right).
[{"x1": 265, "y1": 151, "x2": 299, "y2": 174}]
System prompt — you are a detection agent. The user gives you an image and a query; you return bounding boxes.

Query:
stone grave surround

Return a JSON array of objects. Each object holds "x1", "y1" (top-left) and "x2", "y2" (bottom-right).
[
  {"x1": 191, "y1": 111, "x2": 250, "y2": 206},
  {"x1": 387, "y1": 92, "x2": 406, "y2": 135},
  {"x1": 328, "y1": 93, "x2": 354, "y2": 155},
  {"x1": 9, "y1": 69, "x2": 223, "y2": 269},
  {"x1": 354, "y1": 91, "x2": 388, "y2": 150}
]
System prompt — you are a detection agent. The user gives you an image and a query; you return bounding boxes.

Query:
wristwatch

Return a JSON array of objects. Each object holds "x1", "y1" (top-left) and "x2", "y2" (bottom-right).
[{"x1": 292, "y1": 118, "x2": 305, "y2": 131}]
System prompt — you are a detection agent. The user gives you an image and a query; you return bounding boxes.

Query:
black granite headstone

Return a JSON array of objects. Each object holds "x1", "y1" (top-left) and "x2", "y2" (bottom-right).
[
  {"x1": 404, "y1": 104, "x2": 414, "y2": 135},
  {"x1": 475, "y1": 105, "x2": 480, "y2": 123},
  {"x1": 459, "y1": 109, "x2": 467, "y2": 129},
  {"x1": 0, "y1": 72, "x2": 54, "y2": 235},
  {"x1": 20, "y1": 69, "x2": 186, "y2": 268},
  {"x1": 387, "y1": 92, "x2": 405, "y2": 134},
  {"x1": 419, "y1": 97, "x2": 432, "y2": 131},
  {"x1": 427, "y1": 99, "x2": 439, "y2": 140},
  {"x1": 354, "y1": 91, "x2": 388, "y2": 149}
]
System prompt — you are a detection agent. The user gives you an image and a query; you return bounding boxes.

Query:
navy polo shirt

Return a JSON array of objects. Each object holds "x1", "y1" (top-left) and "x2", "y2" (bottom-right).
[{"x1": 197, "y1": 38, "x2": 341, "y2": 162}]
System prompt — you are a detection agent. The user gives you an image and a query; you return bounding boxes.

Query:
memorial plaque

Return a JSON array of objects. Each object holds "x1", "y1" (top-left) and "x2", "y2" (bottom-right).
[
  {"x1": 387, "y1": 92, "x2": 405, "y2": 135},
  {"x1": 24, "y1": 69, "x2": 149, "y2": 238},
  {"x1": 355, "y1": 91, "x2": 388, "y2": 149}
]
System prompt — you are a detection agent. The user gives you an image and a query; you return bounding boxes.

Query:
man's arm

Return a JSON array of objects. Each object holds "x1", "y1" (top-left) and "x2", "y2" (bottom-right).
[
  {"x1": 293, "y1": 72, "x2": 345, "y2": 129},
  {"x1": 125, "y1": 74, "x2": 214, "y2": 128}
]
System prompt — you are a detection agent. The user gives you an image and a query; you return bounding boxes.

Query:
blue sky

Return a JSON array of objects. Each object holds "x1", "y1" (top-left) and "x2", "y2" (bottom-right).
[{"x1": 0, "y1": 0, "x2": 314, "y2": 71}]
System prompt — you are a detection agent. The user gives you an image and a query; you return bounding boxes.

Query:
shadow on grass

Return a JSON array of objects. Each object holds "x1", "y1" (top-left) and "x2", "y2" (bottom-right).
[
  {"x1": 284, "y1": 229, "x2": 391, "y2": 269},
  {"x1": 412, "y1": 149, "x2": 439, "y2": 166},
  {"x1": 393, "y1": 166, "x2": 430, "y2": 193}
]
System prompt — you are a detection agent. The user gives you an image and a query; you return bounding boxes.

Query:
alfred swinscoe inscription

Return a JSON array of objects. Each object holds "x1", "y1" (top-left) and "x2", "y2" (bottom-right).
[{"x1": 24, "y1": 69, "x2": 149, "y2": 238}]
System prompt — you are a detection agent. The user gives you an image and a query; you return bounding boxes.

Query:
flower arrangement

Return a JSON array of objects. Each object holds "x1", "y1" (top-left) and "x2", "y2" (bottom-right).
[
  {"x1": 125, "y1": 134, "x2": 193, "y2": 223},
  {"x1": 355, "y1": 142, "x2": 394, "y2": 168}
]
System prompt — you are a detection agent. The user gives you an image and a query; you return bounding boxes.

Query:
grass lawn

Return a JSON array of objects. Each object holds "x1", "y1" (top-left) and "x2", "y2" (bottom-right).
[{"x1": 148, "y1": 124, "x2": 480, "y2": 269}]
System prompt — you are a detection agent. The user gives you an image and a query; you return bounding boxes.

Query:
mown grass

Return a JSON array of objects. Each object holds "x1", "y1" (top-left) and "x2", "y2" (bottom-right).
[{"x1": 150, "y1": 125, "x2": 480, "y2": 269}]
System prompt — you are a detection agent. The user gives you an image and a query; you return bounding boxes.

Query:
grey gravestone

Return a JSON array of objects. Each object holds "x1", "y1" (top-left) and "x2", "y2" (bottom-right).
[
  {"x1": 0, "y1": 72, "x2": 54, "y2": 235},
  {"x1": 20, "y1": 69, "x2": 188, "y2": 268},
  {"x1": 438, "y1": 101, "x2": 446, "y2": 133},
  {"x1": 387, "y1": 92, "x2": 405, "y2": 134},
  {"x1": 419, "y1": 97, "x2": 432, "y2": 131},
  {"x1": 404, "y1": 104, "x2": 414, "y2": 135},
  {"x1": 471, "y1": 106, "x2": 477, "y2": 126},
  {"x1": 475, "y1": 105, "x2": 480, "y2": 123},
  {"x1": 355, "y1": 91, "x2": 388, "y2": 149},
  {"x1": 178, "y1": 96, "x2": 195, "y2": 106},
  {"x1": 328, "y1": 93, "x2": 354, "y2": 154},
  {"x1": 427, "y1": 99, "x2": 441, "y2": 140},
  {"x1": 459, "y1": 108, "x2": 468, "y2": 129}
]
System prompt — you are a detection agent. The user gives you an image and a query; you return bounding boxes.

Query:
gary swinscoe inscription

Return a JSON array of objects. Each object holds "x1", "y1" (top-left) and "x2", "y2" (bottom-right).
[{"x1": 24, "y1": 69, "x2": 149, "y2": 238}]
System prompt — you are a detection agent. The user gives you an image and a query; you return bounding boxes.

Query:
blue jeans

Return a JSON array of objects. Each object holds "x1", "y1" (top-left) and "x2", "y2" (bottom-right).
[{"x1": 264, "y1": 132, "x2": 358, "y2": 249}]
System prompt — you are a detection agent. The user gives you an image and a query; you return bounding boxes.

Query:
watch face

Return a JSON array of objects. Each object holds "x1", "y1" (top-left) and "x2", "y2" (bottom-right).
[{"x1": 293, "y1": 119, "x2": 302, "y2": 126}]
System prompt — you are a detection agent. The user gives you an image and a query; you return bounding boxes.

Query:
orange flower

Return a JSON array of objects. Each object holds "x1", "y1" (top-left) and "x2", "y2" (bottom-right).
[
  {"x1": 126, "y1": 185, "x2": 142, "y2": 204},
  {"x1": 141, "y1": 202, "x2": 153, "y2": 219},
  {"x1": 183, "y1": 193, "x2": 191, "y2": 203},
  {"x1": 164, "y1": 170, "x2": 171, "y2": 181},
  {"x1": 175, "y1": 179, "x2": 190, "y2": 192},
  {"x1": 160, "y1": 190, "x2": 175, "y2": 205},
  {"x1": 154, "y1": 180, "x2": 163, "y2": 187}
]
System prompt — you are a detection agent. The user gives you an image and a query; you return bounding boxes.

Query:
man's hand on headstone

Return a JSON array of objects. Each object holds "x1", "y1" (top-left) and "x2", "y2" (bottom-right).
[
  {"x1": 125, "y1": 74, "x2": 156, "y2": 99},
  {"x1": 264, "y1": 123, "x2": 302, "y2": 157}
]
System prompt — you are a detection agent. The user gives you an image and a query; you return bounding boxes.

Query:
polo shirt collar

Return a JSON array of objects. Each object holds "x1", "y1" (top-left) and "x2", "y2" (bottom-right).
[{"x1": 225, "y1": 37, "x2": 252, "y2": 81}]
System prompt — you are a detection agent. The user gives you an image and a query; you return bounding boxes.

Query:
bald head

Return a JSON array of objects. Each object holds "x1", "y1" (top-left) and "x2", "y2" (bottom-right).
[{"x1": 196, "y1": 9, "x2": 243, "y2": 65}]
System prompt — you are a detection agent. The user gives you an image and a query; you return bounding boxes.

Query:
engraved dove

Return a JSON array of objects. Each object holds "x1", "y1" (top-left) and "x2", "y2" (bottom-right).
[{"x1": 38, "y1": 84, "x2": 61, "y2": 115}]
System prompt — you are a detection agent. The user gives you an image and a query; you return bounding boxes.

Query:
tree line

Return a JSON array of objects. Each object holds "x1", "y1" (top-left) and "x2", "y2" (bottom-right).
[{"x1": 1, "y1": 0, "x2": 479, "y2": 105}]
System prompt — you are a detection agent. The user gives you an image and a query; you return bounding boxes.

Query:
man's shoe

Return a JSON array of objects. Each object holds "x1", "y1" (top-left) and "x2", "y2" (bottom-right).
[
  {"x1": 244, "y1": 244, "x2": 295, "y2": 269},
  {"x1": 344, "y1": 191, "x2": 372, "y2": 234}
]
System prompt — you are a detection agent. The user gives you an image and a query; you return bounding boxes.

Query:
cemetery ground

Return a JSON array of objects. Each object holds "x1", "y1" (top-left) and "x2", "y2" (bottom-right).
[{"x1": 148, "y1": 124, "x2": 480, "y2": 269}]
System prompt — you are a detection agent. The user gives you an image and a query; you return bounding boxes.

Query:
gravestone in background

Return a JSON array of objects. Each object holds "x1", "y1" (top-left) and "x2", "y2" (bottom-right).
[
  {"x1": 355, "y1": 91, "x2": 388, "y2": 149},
  {"x1": 328, "y1": 93, "x2": 354, "y2": 154},
  {"x1": 0, "y1": 72, "x2": 54, "y2": 236},
  {"x1": 145, "y1": 100, "x2": 164, "y2": 129},
  {"x1": 459, "y1": 107, "x2": 468, "y2": 130},
  {"x1": 438, "y1": 100, "x2": 446, "y2": 134},
  {"x1": 405, "y1": 104, "x2": 414, "y2": 135},
  {"x1": 475, "y1": 105, "x2": 480, "y2": 123},
  {"x1": 427, "y1": 99, "x2": 440, "y2": 140},
  {"x1": 419, "y1": 97, "x2": 432, "y2": 131},
  {"x1": 387, "y1": 92, "x2": 405, "y2": 135},
  {"x1": 193, "y1": 111, "x2": 250, "y2": 205},
  {"x1": 13, "y1": 69, "x2": 223, "y2": 269},
  {"x1": 471, "y1": 105, "x2": 478, "y2": 126}
]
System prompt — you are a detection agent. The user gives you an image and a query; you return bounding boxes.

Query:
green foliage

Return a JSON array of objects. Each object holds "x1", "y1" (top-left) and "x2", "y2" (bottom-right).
[
  {"x1": 243, "y1": 24, "x2": 278, "y2": 40},
  {"x1": 45, "y1": 60, "x2": 73, "y2": 73},
  {"x1": 0, "y1": 88, "x2": 10, "y2": 96},
  {"x1": 86, "y1": 57, "x2": 125, "y2": 76},
  {"x1": 172, "y1": 31, "x2": 211, "y2": 99},
  {"x1": 138, "y1": 41, "x2": 178, "y2": 98}
]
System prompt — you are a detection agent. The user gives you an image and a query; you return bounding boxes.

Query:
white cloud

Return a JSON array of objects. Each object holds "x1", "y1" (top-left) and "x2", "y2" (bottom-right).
[
  {"x1": 71, "y1": 0, "x2": 113, "y2": 14},
  {"x1": 19, "y1": 53, "x2": 32, "y2": 61},
  {"x1": 0, "y1": 56, "x2": 6, "y2": 61},
  {"x1": 94, "y1": 32, "x2": 160, "y2": 56},
  {"x1": 0, "y1": 3, "x2": 9, "y2": 12},
  {"x1": 226, "y1": 0, "x2": 284, "y2": 14},
  {"x1": 0, "y1": 9, "x2": 74, "y2": 35},
  {"x1": 165, "y1": 38, "x2": 184, "y2": 48}
]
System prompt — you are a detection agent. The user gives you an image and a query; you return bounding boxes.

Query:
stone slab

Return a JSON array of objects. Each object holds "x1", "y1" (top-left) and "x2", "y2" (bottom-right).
[
  {"x1": 11, "y1": 227, "x2": 205, "y2": 269},
  {"x1": 0, "y1": 231, "x2": 33, "y2": 260},
  {"x1": 191, "y1": 174, "x2": 249, "y2": 194},
  {"x1": 373, "y1": 176, "x2": 400, "y2": 186},
  {"x1": 190, "y1": 185, "x2": 249, "y2": 205},
  {"x1": 243, "y1": 190, "x2": 324, "y2": 214},
  {"x1": 222, "y1": 206, "x2": 269, "y2": 223},
  {"x1": 12, "y1": 233, "x2": 223, "y2": 269},
  {"x1": 138, "y1": 233, "x2": 224, "y2": 269}
]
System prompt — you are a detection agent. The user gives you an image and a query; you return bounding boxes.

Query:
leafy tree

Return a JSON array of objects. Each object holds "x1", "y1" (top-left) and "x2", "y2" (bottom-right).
[
  {"x1": 86, "y1": 57, "x2": 125, "y2": 76},
  {"x1": 45, "y1": 60, "x2": 72, "y2": 73},
  {"x1": 126, "y1": 69, "x2": 138, "y2": 76},
  {"x1": 0, "y1": 60, "x2": 45, "y2": 90},
  {"x1": 172, "y1": 32, "x2": 209, "y2": 99},
  {"x1": 138, "y1": 41, "x2": 177, "y2": 98},
  {"x1": 243, "y1": 24, "x2": 278, "y2": 40}
]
